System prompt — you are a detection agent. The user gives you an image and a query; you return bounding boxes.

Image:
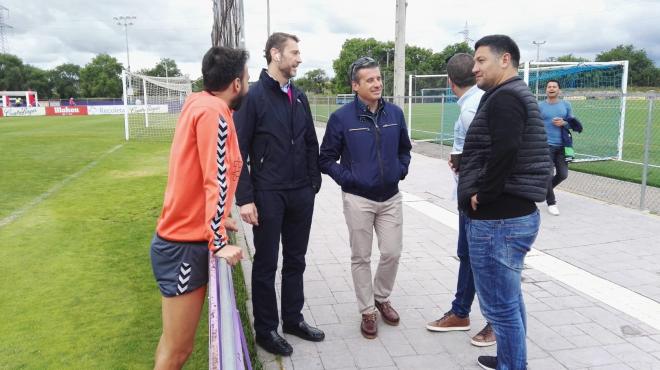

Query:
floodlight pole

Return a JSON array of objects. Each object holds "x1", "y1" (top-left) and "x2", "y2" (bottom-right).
[
  {"x1": 393, "y1": 0, "x2": 407, "y2": 111},
  {"x1": 114, "y1": 16, "x2": 136, "y2": 72},
  {"x1": 532, "y1": 40, "x2": 545, "y2": 97},
  {"x1": 266, "y1": 0, "x2": 271, "y2": 37}
]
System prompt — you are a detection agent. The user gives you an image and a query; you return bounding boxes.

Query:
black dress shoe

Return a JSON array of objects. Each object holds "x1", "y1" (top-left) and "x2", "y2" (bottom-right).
[
  {"x1": 282, "y1": 320, "x2": 325, "y2": 342},
  {"x1": 256, "y1": 331, "x2": 293, "y2": 356}
]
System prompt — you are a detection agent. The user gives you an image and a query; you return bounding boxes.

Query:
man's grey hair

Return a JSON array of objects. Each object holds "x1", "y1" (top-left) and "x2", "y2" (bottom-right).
[
  {"x1": 349, "y1": 56, "x2": 379, "y2": 83},
  {"x1": 446, "y1": 53, "x2": 476, "y2": 88}
]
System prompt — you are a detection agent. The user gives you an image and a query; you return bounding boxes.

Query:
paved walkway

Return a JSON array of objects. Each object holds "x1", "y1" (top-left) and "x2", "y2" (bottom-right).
[{"x1": 237, "y1": 130, "x2": 660, "y2": 370}]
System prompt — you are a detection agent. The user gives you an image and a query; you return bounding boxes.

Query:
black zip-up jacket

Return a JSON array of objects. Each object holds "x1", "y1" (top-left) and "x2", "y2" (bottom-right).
[
  {"x1": 457, "y1": 76, "x2": 551, "y2": 219},
  {"x1": 234, "y1": 69, "x2": 321, "y2": 206},
  {"x1": 319, "y1": 96, "x2": 412, "y2": 202}
]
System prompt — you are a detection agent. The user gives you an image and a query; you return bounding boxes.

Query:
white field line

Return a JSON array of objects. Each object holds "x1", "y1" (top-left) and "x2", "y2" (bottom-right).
[
  {"x1": 0, "y1": 144, "x2": 124, "y2": 229},
  {"x1": 401, "y1": 191, "x2": 660, "y2": 331}
]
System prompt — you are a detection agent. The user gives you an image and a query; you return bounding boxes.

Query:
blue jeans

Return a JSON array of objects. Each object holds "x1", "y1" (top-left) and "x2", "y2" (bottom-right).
[
  {"x1": 467, "y1": 210, "x2": 540, "y2": 370},
  {"x1": 451, "y1": 212, "x2": 475, "y2": 317}
]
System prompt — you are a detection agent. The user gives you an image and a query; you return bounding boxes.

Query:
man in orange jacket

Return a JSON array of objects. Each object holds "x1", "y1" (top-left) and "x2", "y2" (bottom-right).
[{"x1": 149, "y1": 46, "x2": 248, "y2": 370}]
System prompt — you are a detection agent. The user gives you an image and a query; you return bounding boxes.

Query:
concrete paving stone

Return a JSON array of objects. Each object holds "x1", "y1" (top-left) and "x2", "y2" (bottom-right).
[
  {"x1": 530, "y1": 290, "x2": 555, "y2": 299},
  {"x1": 305, "y1": 280, "x2": 333, "y2": 299},
  {"x1": 392, "y1": 354, "x2": 459, "y2": 370},
  {"x1": 574, "y1": 307, "x2": 640, "y2": 334},
  {"x1": 333, "y1": 291, "x2": 357, "y2": 304},
  {"x1": 575, "y1": 323, "x2": 626, "y2": 345},
  {"x1": 537, "y1": 295, "x2": 595, "y2": 310},
  {"x1": 415, "y1": 278, "x2": 449, "y2": 295},
  {"x1": 626, "y1": 336, "x2": 660, "y2": 353},
  {"x1": 525, "y1": 301, "x2": 554, "y2": 313},
  {"x1": 379, "y1": 334, "x2": 417, "y2": 357},
  {"x1": 526, "y1": 316, "x2": 575, "y2": 351},
  {"x1": 553, "y1": 347, "x2": 621, "y2": 368},
  {"x1": 535, "y1": 281, "x2": 577, "y2": 297},
  {"x1": 344, "y1": 337, "x2": 395, "y2": 368},
  {"x1": 587, "y1": 364, "x2": 633, "y2": 370},
  {"x1": 288, "y1": 337, "x2": 323, "y2": 358},
  {"x1": 530, "y1": 309, "x2": 591, "y2": 326},
  {"x1": 292, "y1": 355, "x2": 325, "y2": 370},
  {"x1": 398, "y1": 308, "x2": 430, "y2": 329},
  {"x1": 318, "y1": 322, "x2": 364, "y2": 341},
  {"x1": 310, "y1": 304, "x2": 340, "y2": 325},
  {"x1": 552, "y1": 324, "x2": 586, "y2": 338},
  {"x1": 566, "y1": 334, "x2": 602, "y2": 348},
  {"x1": 325, "y1": 276, "x2": 353, "y2": 293},
  {"x1": 603, "y1": 343, "x2": 660, "y2": 367},
  {"x1": 526, "y1": 339, "x2": 552, "y2": 360},
  {"x1": 526, "y1": 356, "x2": 568, "y2": 369},
  {"x1": 401, "y1": 328, "x2": 449, "y2": 355},
  {"x1": 307, "y1": 296, "x2": 338, "y2": 306},
  {"x1": 316, "y1": 341, "x2": 358, "y2": 370}
]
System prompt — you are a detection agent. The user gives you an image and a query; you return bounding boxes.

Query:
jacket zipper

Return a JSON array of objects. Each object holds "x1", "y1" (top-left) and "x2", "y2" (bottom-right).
[{"x1": 363, "y1": 112, "x2": 385, "y2": 199}]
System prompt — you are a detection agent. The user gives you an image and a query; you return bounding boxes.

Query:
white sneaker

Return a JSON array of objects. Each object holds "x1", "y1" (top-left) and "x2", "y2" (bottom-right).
[{"x1": 547, "y1": 205, "x2": 560, "y2": 216}]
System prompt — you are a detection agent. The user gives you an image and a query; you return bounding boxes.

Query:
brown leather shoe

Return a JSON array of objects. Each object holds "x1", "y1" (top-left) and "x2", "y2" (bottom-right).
[
  {"x1": 426, "y1": 310, "x2": 470, "y2": 332},
  {"x1": 375, "y1": 301, "x2": 400, "y2": 326},
  {"x1": 361, "y1": 312, "x2": 378, "y2": 339},
  {"x1": 471, "y1": 322, "x2": 496, "y2": 347}
]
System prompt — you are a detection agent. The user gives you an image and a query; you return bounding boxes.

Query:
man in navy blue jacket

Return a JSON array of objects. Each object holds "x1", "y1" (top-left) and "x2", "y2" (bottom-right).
[
  {"x1": 234, "y1": 32, "x2": 324, "y2": 357},
  {"x1": 319, "y1": 56, "x2": 411, "y2": 339}
]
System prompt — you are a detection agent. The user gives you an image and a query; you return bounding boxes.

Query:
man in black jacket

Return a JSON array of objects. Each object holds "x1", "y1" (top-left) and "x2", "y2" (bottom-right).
[
  {"x1": 234, "y1": 32, "x2": 324, "y2": 357},
  {"x1": 319, "y1": 56, "x2": 412, "y2": 340},
  {"x1": 457, "y1": 35, "x2": 551, "y2": 370}
]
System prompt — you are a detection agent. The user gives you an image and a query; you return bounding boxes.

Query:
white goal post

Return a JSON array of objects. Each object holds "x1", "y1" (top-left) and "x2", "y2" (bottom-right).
[
  {"x1": 121, "y1": 70, "x2": 192, "y2": 141},
  {"x1": 522, "y1": 60, "x2": 629, "y2": 161}
]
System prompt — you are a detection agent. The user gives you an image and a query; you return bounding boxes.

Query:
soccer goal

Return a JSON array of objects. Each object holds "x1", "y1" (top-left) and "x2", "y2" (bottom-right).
[
  {"x1": 522, "y1": 61, "x2": 629, "y2": 161},
  {"x1": 121, "y1": 71, "x2": 192, "y2": 141},
  {"x1": 407, "y1": 74, "x2": 455, "y2": 143}
]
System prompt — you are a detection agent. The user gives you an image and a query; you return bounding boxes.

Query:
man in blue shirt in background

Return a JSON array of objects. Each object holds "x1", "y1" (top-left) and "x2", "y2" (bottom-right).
[{"x1": 539, "y1": 79, "x2": 572, "y2": 216}]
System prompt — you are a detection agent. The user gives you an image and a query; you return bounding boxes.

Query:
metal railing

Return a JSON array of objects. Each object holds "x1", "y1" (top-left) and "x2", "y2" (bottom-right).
[{"x1": 308, "y1": 93, "x2": 659, "y2": 213}]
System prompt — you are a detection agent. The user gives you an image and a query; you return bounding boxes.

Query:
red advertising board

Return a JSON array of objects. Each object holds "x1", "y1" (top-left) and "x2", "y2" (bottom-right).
[
  {"x1": 45, "y1": 106, "x2": 88, "y2": 116},
  {"x1": 0, "y1": 108, "x2": 4, "y2": 117}
]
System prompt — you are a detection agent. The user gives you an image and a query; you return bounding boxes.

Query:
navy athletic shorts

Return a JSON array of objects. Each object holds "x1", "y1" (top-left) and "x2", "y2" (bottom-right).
[{"x1": 150, "y1": 233, "x2": 209, "y2": 297}]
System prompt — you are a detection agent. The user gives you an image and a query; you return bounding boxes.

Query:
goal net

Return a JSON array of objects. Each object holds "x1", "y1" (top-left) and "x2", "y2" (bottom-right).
[
  {"x1": 522, "y1": 61, "x2": 628, "y2": 161},
  {"x1": 122, "y1": 71, "x2": 192, "y2": 141},
  {"x1": 407, "y1": 74, "x2": 455, "y2": 143}
]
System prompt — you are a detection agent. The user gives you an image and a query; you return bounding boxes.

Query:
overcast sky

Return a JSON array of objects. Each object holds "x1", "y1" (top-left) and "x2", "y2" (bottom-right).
[{"x1": 3, "y1": 0, "x2": 659, "y2": 81}]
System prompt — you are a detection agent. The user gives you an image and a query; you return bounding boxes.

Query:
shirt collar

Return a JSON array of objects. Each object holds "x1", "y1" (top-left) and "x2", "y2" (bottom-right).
[
  {"x1": 266, "y1": 70, "x2": 291, "y2": 93},
  {"x1": 456, "y1": 85, "x2": 481, "y2": 106}
]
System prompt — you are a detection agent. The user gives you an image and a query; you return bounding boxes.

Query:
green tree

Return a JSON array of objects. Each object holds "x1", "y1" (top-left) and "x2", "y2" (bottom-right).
[
  {"x1": 80, "y1": 54, "x2": 124, "y2": 97},
  {"x1": 550, "y1": 54, "x2": 590, "y2": 63},
  {"x1": 139, "y1": 58, "x2": 182, "y2": 77},
  {"x1": 332, "y1": 38, "x2": 386, "y2": 94},
  {"x1": 332, "y1": 39, "x2": 475, "y2": 95},
  {"x1": 23, "y1": 65, "x2": 53, "y2": 99},
  {"x1": 50, "y1": 63, "x2": 81, "y2": 99},
  {"x1": 596, "y1": 44, "x2": 659, "y2": 87},
  {"x1": 295, "y1": 68, "x2": 330, "y2": 94},
  {"x1": 429, "y1": 42, "x2": 474, "y2": 72},
  {"x1": 0, "y1": 53, "x2": 26, "y2": 91}
]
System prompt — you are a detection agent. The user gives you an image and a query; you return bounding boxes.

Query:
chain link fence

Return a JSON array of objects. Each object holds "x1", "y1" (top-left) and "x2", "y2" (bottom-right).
[{"x1": 308, "y1": 93, "x2": 659, "y2": 214}]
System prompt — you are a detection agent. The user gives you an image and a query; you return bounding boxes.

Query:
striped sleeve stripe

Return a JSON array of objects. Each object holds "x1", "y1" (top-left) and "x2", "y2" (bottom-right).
[{"x1": 210, "y1": 115, "x2": 229, "y2": 250}]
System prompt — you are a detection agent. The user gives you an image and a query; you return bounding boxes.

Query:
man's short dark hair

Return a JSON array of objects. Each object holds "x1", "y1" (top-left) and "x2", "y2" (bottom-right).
[
  {"x1": 202, "y1": 46, "x2": 249, "y2": 92},
  {"x1": 474, "y1": 35, "x2": 520, "y2": 68},
  {"x1": 350, "y1": 56, "x2": 379, "y2": 83},
  {"x1": 446, "y1": 53, "x2": 476, "y2": 88},
  {"x1": 264, "y1": 32, "x2": 299, "y2": 64},
  {"x1": 547, "y1": 79, "x2": 561, "y2": 89}
]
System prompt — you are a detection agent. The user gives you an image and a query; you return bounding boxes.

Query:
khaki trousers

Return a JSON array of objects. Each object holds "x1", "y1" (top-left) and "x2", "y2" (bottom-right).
[{"x1": 342, "y1": 191, "x2": 403, "y2": 314}]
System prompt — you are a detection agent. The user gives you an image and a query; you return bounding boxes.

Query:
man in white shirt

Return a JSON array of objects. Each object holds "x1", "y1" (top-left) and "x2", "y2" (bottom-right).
[{"x1": 425, "y1": 53, "x2": 494, "y2": 348}]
